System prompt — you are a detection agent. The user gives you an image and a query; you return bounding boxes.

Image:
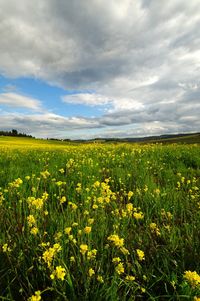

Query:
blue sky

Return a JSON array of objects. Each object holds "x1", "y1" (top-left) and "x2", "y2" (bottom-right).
[{"x1": 0, "y1": 0, "x2": 200, "y2": 139}]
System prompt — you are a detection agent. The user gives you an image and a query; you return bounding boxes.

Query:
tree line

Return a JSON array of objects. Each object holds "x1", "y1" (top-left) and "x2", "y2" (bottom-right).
[{"x1": 0, "y1": 129, "x2": 34, "y2": 138}]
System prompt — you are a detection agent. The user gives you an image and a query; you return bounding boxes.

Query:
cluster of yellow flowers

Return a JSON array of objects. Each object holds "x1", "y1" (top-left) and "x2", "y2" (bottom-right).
[
  {"x1": 50, "y1": 265, "x2": 66, "y2": 281},
  {"x1": 107, "y1": 234, "x2": 124, "y2": 248},
  {"x1": 42, "y1": 243, "x2": 62, "y2": 267},
  {"x1": 28, "y1": 290, "x2": 41, "y2": 301},
  {"x1": 8, "y1": 177, "x2": 23, "y2": 188},
  {"x1": 40, "y1": 170, "x2": 50, "y2": 179},
  {"x1": 136, "y1": 249, "x2": 145, "y2": 261},
  {"x1": 184, "y1": 270, "x2": 200, "y2": 288},
  {"x1": 27, "y1": 192, "x2": 48, "y2": 210},
  {"x1": 149, "y1": 222, "x2": 161, "y2": 236}
]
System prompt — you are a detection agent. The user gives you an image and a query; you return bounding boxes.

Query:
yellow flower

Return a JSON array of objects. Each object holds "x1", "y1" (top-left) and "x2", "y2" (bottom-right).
[
  {"x1": 80, "y1": 244, "x2": 88, "y2": 255},
  {"x1": 2, "y1": 243, "x2": 11, "y2": 253},
  {"x1": 59, "y1": 168, "x2": 65, "y2": 173},
  {"x1": 115, "y1": 262, "x2": 124, "y2": 275},
  {"x1": 133, "y1": 212, "x2": 144, "y2": 220},
  {"x1": 30, "y1": 227, "x2": 39, "y2": 235},
  {"x1": 84, "y1": 226, "x2": 92, "y2": 234},
  {"x1": 87, "y1": 249, "x2": 97, "y2": 260},
  {"x1": 42, "y1": 243, "x2": 61, "y2": 267},
  {"x1": 60, "y1": 196, "x2": 66, "y2": 204},
  {"x1": 92, "y1": 204, "x2": 98, "y2": 209},
  {"x1": 40, "y1": 170, "x2": 50, "y2": 179},
  {"x1": 150, "y1": 222, "x2": 161, "y2": 236},
  {"x1": 72, "y1": 222, "x2": 78, "y2": 227},
  {"x1": 136, "y1": 249, "x2": 145, "y2": 261},
  {"x1": 88, "y1": 268, "x2": 95, "y2": 277},
  {"x1": 28, "y1": 290, "x2": 41, "y2": 301},
  {"x1": 88, "y1": 218, "x2": 94, "y2": 225},
  {"x1": 64, "y1": 227, "x2": 72, "y2": 235},
  {"x1": 53, "y1": 243, "x2": 62, "y2": 252},
  {"x1": 194, "y1": 297, "x2": 200, "y2": 301},
  {"x1": 70, "y1": 256, "x2": 75, "y2": 263},
  {"x1": 126, "y1": 203, "x2": 133, "y2": 213},
  {"x1": 112, "y1": 257, "x2": 121, "y2": 263},
  {"x1": 184, "y1": 271, "x2": 200, "y2": 288},
  {"x1": 97, "y1": 275, "x2": 104, "y2": 283},
  {"x1": 125, "y1": 275, "x2": 135, "y2": 281},
  {"x1": 54, "y1": 232, "x2": 62, "y2": 241},
  {"x1": 68, "y1": 202, "x2": 78, "y2": 210},
  {"x1": 51, "y1": 265, "x2": 66, "y2": 281},
  {"x1": 27, "y1": 215, "x2": 36, "y2": 227},
  {"x1": 107, "y1": 234, "x2": 124, "y2": 248},
  {"x1": 127, "y1": 191, "x2": 134, "y2": 200}
]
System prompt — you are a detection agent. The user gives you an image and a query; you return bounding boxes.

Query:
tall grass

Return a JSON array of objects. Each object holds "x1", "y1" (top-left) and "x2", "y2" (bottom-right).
[{"x1": 0, "y1": 140, "x2": 200, "y2": 300}]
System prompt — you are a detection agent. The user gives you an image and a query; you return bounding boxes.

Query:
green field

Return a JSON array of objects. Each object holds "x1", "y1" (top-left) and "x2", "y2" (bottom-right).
[{"x1": 0, "y1": 137, "x2": 200, "y2": 300}]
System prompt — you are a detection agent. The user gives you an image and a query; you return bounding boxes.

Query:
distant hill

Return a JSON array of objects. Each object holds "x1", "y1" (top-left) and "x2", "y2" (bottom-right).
[{"x1": 89, "y1": 132, "x2": 200, "y2": 144}]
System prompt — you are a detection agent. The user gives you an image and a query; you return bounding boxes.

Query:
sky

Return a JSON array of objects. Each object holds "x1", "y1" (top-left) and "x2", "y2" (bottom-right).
[{"x1": 0, "y1": 0, "x2": 200, "y2": 139}]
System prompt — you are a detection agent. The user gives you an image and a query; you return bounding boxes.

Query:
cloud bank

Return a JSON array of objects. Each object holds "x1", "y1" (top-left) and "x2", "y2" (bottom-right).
[{"x1": 0, "y1": 0, "x2": 200, "y2": 138}]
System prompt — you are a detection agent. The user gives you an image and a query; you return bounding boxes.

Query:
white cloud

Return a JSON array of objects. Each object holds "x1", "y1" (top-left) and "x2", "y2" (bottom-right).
[
  {"x1": 62, "y1": 93, "x2": 112, "y2": 106},
  {"x1": 0, "y1": 92, "x2": 42, "y2": 110},
  {"x1": 0, "y1": 0, "x2": 200, "y2": 137}
]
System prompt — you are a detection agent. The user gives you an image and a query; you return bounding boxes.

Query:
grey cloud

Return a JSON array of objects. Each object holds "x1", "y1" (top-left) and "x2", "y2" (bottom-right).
[{"x1": 0, "y1": 0, "x2": 200, "y2": 137}]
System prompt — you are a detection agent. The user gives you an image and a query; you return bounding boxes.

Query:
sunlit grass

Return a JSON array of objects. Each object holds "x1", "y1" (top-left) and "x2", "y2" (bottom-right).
[{"x1": 0, "y1": 138, "x2": 200, "y2": 300}]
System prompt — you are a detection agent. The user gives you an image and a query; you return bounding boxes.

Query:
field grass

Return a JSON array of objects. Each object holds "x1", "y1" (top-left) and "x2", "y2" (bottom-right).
[{"x1": 0, "y1": 137, "x2": 200, "y2": 300}]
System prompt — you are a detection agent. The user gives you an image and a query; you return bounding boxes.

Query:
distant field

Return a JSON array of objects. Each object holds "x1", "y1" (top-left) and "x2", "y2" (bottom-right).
[
  {"x1": 144, "y1": 133, "x2": 200, "y2": 145},
  {"x1": 0, "y1": 137, "x2": 200, "y2": 300},
  {"x1": 0, "y1": 136, "x2": 71, "y2": 149}
]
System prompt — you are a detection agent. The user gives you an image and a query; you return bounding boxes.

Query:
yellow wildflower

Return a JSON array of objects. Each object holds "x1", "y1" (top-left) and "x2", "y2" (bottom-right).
[
  {"x1": 70, "y1": 256, "x2": 75, "y2": 263},
  {"x1": 88, "y1": 268, "x2": 95, "y2": 277},
  {"x1": 59, "y1": 168, "x2": 65, "y2": 174},
  {"x1": 107, "y1": 234, "x2": 124, "y2": 248},
  {"x1": 60, "y1": 196, "x2": 66, "y2": 204},
  {"x1": 72, "y1": 222, "x2": 78, "y2": 227},
  {"x1": 133, "y1": 212, "x2": 144, "y2": 220},
  {"x1": 87, "y1": 249, "x2": 97, "y2": 260},
  {"x1": 136, "y1": 249, "x2": 145, "y2": 261},
  {"x1": 28, "y1": 290, "x2": 41, "y2": 301},
  {"x1": 150, "y1": 223, "x2": 161, "y2": 236},
  {"x1": 51, "y1": 265, "x2": 66, "y2": 281},
  {"x1": 88, "y1": 218, "x2": 94, "y2": 225},
  {"x1": 2, "y1": 243, "x2": 11, "y2": 253},
  {"x1": 115, "y1": 262, "x2": 124, "y2": 275},
  {"x1": 127, "y1": 191, "x2": 134, "y2": 200},
  {"x1": 68, "y1": 202, "x2": 78, "y2": 210},
  {"x1": 30, "y1": 227, "x2": 39, "y2": 235},
  {"x1": 126, "y1": 203, "x2": 133, "y2": 213},
  {"x1": 84, "y1": 226, "x2": 92, "y2": 234},
  {"x1": 125, "y1": 275, "x2": 135, "y2": 281},
  {"x1": 64, "y1": 227, "x2": 72, "y2": 235},
  {"x1": 184, "y1": 271, "x2": 200, "y2": 288},
  {"x1": 27, "y1": 215, "x2": 36, "y2": 227},
  {"x1": 40, "y1": 170, "x2": 50, "y2": 179},
  {"x1": 97, "y1": 275, "x2": 104, "y2": 283},
  {"x1": 92, "y1": 204, "x2": 98, "y2": 209},
  {"x1": 112, "y1": 257, "x2": 121, "y2": 263},
  {"x1": 80, "y1": 244, "x2": 88, "y2": 255}
]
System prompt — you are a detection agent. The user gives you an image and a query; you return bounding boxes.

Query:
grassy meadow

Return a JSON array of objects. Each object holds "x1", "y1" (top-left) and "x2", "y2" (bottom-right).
[{"x1": 0, "y1": 136, "x2": 200, "y2": 300}]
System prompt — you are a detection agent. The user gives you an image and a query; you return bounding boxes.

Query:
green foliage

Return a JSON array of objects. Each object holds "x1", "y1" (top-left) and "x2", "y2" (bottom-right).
[{"x1": 0, "y1": 140, "x2": 200, "y2": 300}]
